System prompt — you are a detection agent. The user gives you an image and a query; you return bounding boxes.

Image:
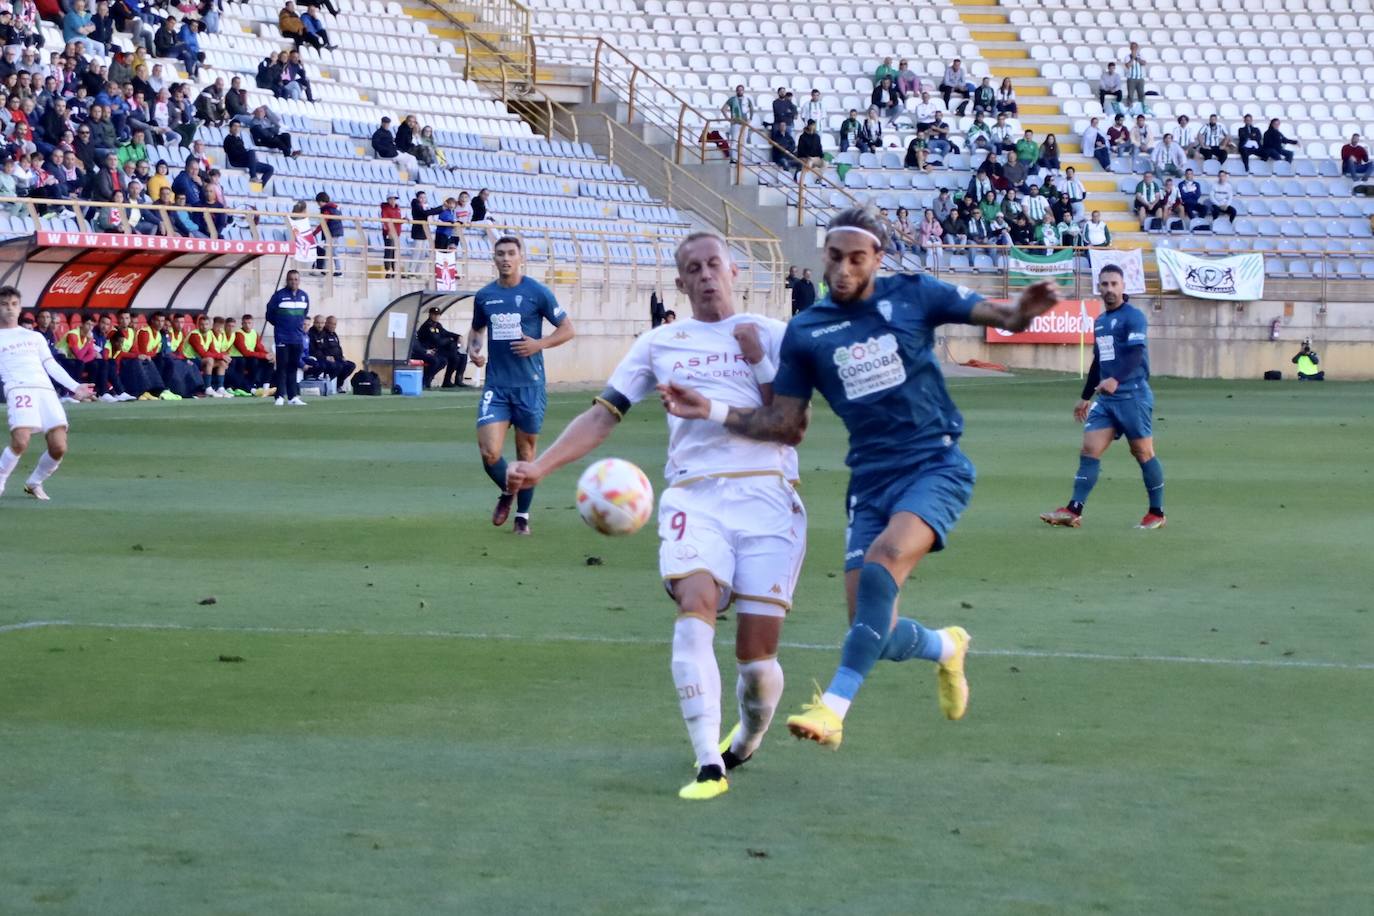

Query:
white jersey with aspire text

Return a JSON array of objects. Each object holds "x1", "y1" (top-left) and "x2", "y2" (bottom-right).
[
  {"x1": 606, "y1": 314, "x2": 799, "y2": 483},
  {"x1": 0, "y1": 327, "x2": 65, "y2": 391}
]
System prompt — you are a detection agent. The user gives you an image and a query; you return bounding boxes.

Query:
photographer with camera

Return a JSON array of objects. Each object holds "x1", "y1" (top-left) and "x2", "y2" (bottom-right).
[{"x1": 1292, "y1": 339, "x2": 1324, "y2": 381}]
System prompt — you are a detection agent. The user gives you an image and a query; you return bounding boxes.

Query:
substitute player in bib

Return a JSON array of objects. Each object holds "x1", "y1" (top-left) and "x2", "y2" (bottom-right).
[
  {"x1": 0, "y1": 286, "x2": 95, "y2": 501},
  {"x1": 660, "y1": 207, "x2": 1060, "y2": 750},
  {"x1": 1041, "y1": 265, "x2": 1166, "y2": 529},
  {"x1": 507, "y1": 233, "x2": 805, "y2": 800},
  {"x1": 469, "y1": 236, "x2": 575, "y2": 536}
]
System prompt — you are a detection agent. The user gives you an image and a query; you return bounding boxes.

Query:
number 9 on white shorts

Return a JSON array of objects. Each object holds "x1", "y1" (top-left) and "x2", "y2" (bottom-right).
[{"x1": 658, "y1": 475, "x2": 807, "y2": 616}]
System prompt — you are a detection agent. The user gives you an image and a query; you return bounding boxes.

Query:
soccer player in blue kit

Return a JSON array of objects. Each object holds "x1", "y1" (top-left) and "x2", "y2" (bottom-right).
[
  {"x1": 468, "y1": 236, "x2": 576, "y2": 536},
  {"x1": 1041, "y1": 264, "x2": 1166, "y2": 529},
  {"x1": 659, "y1": 206, "x2": 1060, "y2": 749}
]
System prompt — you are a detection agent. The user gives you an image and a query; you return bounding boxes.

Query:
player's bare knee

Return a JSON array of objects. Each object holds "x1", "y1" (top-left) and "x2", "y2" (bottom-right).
[
  {"x1": 478, "y1": 444, "x2": 502, "y2": 466},
  {"x1": 48, "y1": 440, "x2": 67, "y2": 460},
  {"x1": 9, "y1": 431, "x2": 28, "y2": 454},
  {"x1": 735, "y1": 602, "x2": 783, "y2": 660},
  {"x1": 865, "y1": 536, "x2": 910, "y2": 569},
  {"x1": 1129, "y1": 441, "x2": 1154, "y2": 462}
]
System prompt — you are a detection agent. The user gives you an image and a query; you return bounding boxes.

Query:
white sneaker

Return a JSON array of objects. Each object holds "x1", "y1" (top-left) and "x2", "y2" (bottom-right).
[
  {"x1": 116, "y1": 392, "x2": 136, "y2": 401},
  {"x1": 217, "y1": 388, "x2": 230, "y2": 398},
  {"x1": 275, "y1": 397, "x2": 286, "y2": 406},
  {"x1": 99, "y1": 393, "x2": 118, "y2": 403},
  {"x1": 23, "y1": 483, "x2": 49, "y2": 501},
  {"x1": 288, "y1": 396, "x2": 307, "y2": 406}
]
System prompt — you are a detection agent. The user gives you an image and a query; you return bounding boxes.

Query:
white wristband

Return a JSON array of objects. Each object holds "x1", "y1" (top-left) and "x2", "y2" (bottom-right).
[
  {"x1": 707, "y1": 400, "x2": 730, "y2": 425},
  {"x1": 752, "y1": 356, "x2": 777, "y2": 385}
]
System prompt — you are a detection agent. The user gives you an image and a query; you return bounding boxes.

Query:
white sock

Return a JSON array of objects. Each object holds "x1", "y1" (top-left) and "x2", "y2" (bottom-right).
[
  {"x1": 26, "y1": 452, "x2": 60, "y2": 486},
  {"x1": 0, "y1": 446, "x2": 17, "y2": 489},
  {"x1": 734, "y1": 657, "x2": 784, "y2": 759},
  {"x1": 821, "y1": 692, "x2": 852, "y2": 719},
  {"x1": 937, "y1": 628, "x2": 956, "y2": 663},
  {"x1": 671, "y1": 615, "x2": 723, "y2": 770}
]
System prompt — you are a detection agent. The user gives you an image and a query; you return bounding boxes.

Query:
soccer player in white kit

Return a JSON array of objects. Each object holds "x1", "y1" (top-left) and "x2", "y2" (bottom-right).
[
  {"x1": 0, "y1": 286, "x2": 95, "y2": 501},
  {"x1": 507, "y1": 233, "x2": 806, "y2": 801}
]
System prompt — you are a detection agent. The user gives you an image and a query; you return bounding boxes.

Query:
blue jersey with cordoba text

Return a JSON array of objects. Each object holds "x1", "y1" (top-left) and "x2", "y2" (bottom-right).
[
  {"x1": 1094, "y1": 302, "x2": 1150, "y2": 394},
  {"x1": 471, "y1": 276, "x2": 567, "y2": 388}
]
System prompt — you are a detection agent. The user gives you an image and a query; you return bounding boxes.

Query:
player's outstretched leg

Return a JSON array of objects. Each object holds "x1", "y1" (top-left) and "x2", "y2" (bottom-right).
[
  {"x1": 511, "y1": 418, "x2": 541, "y2": 535},
  {"x1": 477, "y1": 422, "x2": 513, "y2": 526},
  {"x1": 22, "y1": 430, "x2": 64, "y2": 501},
  {"x1": 728, "y1": 657, "x2": 783, "y2": 767},
  {"x1": 1044, "y1": 430, "x2": 1113, "y2": 526},
  {"x1": 1132, "y1": 439, "x2": 1165, "y2": 528},
  {"x1": 0, "y1": 442, "x2": 22, "y2": 498},
  {"x1": 671, "y1": 576, "x2": 727, "y2": 800}
]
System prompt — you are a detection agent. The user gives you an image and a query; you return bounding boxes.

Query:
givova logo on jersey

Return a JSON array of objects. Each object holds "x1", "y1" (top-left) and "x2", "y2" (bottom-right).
[{"x1": 832, "y1": 334, "x2": 906, "y2": 400}]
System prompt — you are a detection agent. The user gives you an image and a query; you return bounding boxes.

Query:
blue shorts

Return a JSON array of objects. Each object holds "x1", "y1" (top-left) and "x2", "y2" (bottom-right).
[
  {"x1": 477, "y1": 385, "x2": 547, "y2": 434},
  {"x1": 843, "y1": 446, "x2": 976, "y2": 571},
  {"x1": 1085, "y1": 388, "x2": 1153, "y2": 441}
]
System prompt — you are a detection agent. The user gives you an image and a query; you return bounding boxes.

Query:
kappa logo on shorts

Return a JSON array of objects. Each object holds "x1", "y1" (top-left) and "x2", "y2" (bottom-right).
[
  {"x1": 769, "y1": 584, "x2": 783, "y2": 595},
  {"x1": 673, "y1": 544, "x2": 699, "y2": 560}
]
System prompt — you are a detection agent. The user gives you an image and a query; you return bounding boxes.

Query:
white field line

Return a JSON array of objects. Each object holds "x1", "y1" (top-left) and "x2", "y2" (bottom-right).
[{"x1": 3, "y1": 619, "x2": 1371, "y2": 672}]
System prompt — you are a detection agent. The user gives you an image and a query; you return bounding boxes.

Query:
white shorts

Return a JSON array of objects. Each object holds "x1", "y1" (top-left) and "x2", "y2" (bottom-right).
[
  {"x1": 658, "y1": 474, "x2": 807, "y2": 617},
  {"x1": 6, "y1": 387, "x2": 67, "y2": 433}
]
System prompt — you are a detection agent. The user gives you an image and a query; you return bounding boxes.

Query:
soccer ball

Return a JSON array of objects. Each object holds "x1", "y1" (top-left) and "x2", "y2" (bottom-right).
[{"x1": 576, "y1": 458, "x2": 655, "y2": 536}]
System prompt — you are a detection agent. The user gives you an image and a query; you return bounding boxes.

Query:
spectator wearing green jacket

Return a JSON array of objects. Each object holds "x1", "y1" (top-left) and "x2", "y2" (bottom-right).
[{"x1": 117, "y1": 129, "x2": 148, "y2": 169}]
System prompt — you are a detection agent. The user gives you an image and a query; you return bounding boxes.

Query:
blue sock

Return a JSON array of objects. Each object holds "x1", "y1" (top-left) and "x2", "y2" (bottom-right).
[
  {"x1": 879, "y1": 617, "x2": 944, "y2": 663},
  {"x1": 483, "y1": 457, "x2": 509, "y2": 492},
  {"x1": 516, "y1": 485, "x2": 534, "y2": 514},
  {"x1": 1139, "y1": 456, "x2": 1164, "y2": 513},
  {"x1": 1071, "y1": 455, "x2": 1101, "y2": 505},
  {"x1": 825, "y1": 563, "x2": 900, "y2": 702}
]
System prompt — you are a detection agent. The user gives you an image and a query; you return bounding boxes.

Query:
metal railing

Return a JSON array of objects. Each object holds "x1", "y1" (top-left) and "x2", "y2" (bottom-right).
[
  {"x1": 422, "y1": 0, "x2": 532, "y2": 86},
  {"x1": 0, "y1": 198, "x2": 784, "y2": 309}
]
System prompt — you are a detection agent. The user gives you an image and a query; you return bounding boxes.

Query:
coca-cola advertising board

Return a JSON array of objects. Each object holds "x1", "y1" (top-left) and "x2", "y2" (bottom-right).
[
  {"x1": 984, "y1": 298, "x2": 1103, "y2": 344},
  {"x1": 40, "y1": 251, "x2": 167, "y2": 313}
]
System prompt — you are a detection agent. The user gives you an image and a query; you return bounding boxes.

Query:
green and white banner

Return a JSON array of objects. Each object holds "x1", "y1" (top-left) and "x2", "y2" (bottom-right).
[
  {"x1": 1156, "y1": 248, "x2": 1266, "y2": 301},
  {"x1": 1008, "y1": 247, "x2": 1076, "y2": 288}
]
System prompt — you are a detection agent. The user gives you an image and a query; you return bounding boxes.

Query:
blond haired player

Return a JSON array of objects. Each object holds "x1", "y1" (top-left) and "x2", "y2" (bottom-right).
[
  {"x1": 0, "y1": 286, "x2": 94, "y2": 501},
  {"x1": 507, "y1": 233, "x2": 805, "y2": 801}
]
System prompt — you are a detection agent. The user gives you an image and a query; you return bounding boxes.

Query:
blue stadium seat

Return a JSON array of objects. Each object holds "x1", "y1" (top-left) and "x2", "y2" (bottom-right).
[{"x1": 1287, "y1": 259, "x2": 1311, "y2": 276}]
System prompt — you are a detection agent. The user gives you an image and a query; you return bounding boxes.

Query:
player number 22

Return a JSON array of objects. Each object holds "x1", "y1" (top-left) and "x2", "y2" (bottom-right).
[
  {"x1": 12, "y1": 394, "x2": 32, "y2": 408},
  {"x1": 669, "y1": 511, "x2": 687, "y2": 541}
]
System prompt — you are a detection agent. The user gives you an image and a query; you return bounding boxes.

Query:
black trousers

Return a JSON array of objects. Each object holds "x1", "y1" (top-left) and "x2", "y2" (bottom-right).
[
  {"x1": 317, "y1": 357, "x2": 356, "y2": 388},
  {"x1": 275, "y1": 343, "x2": 302, "y2": 399}
]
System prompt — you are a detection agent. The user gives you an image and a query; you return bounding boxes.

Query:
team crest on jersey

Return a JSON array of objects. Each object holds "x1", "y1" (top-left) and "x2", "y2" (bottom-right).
[
  {"x1": 877, "y1": 300, "x2": 892, "y2": 322},
  {"x1": 515, "y1": 295, "x2": 524, "y2": 308}
]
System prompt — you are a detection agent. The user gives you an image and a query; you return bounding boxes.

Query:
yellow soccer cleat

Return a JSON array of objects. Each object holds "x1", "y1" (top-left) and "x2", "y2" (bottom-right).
[
  {"x1": 718, "y1": 722, "x2": 740, "y2": 757},
  {"x1": 937, "y1": 626, "x2": 971, "y2": 721},
  {"x1": 785, "y1": 690, "x2": 843, "y2": 749},
  {"x1": 678, "y1": 765, "x2": 729, "y2": 801}
]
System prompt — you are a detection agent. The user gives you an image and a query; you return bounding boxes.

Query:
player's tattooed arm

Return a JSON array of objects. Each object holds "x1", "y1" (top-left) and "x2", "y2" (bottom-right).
[
  {"x1": 468, "y1": 326, "x2": 486, "y2": 367},
  {"x1": 658, "y1": 383, "x2": 809, "y2": 446},
  {"x1": 967, "y1": 279, "x2": 1061, "y2": 331}
]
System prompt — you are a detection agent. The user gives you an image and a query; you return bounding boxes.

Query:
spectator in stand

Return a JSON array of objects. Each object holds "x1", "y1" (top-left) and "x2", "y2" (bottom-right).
[
  {"x1": 1198, "y1": 114, "x2": 1229, "y2": 165},
  {"x1": 967, "y1": 170, "x2": 993, "y2": 206},
  {"x1": 873, "y1": 56, "x2": 898, "y2": 88},
  {"x1": 939, "y1": 58, "x2": 970, "y2": 116},
  {"x1": 856, "y1": 107, "x2": 882, "y2": 153},
  {"x1": 990, "y1": 111, "x2": 1016, "y2": 154},
  {"x1": 895, "y1": 59, "x2": 921, "y2": 101},
  {"x1": 769, "y1": 120, "x2": 798, "y2": 173},
  {"x1": 279, "y1": 2, "x2": 323, "y2": 52},
  {"x1": 1175, "y1": 115, "x2": 1199, "y2": 157},
  {"x1": 799, "y1": 89, "x2": 826, "y2": 131},
  {"x1": 966, "y1": 206, "x2": 993, "y2": 262},
  {"x1": 720, "y1": 84, "x2": 753, "y2": 136},
  {"x1": 1152, "y1": 132, "x2": 1186, "y2": 177},
  {"x1": 1038, "y1": 133, "x2": 1061, "y2": 172},
  {"x1": 63, "y1": 0, "x2": 103, "y2": 57},
  {"x1": 194, "y1": 78, "x2": 226, "y2": 126},
  {"x1": 1008, "y1": 210, "x2": 1035, "y2": 246},
  {"x1": 154, "y1": 17, "x2": 197, "y2": 79},
  {"x1": 257, "y1": 50, "x2": 283, "y2": 92},
  {"x1": 917, "y1": 207, "x2": 943, "y2": 268},
  {"x1": 1341, "y1": 133, "x2": 1372, "y2": 180},
  {"x1": 912, "y1": 91, "x2": 939, "y2": 135},
  {"x1": 837, "y1": 108, "x2": 859, "y2": 153},
  {"x1": 965, "y1": 113, "x2": 993, "y2": 154},
  {"x1": 373, "y1": 116, "x2": 418, "y2": 176},
  {"x1": 1107, "y1": 112, "x2": 1133, "y2": 159},
  {"x1": 127, "y1": 180, "x2": 159, "y2": 234},
  {"x1": 250, "y1": 105, "x2": 296, "y2": 157},
  {"x1": 971, "y1": 77, "x2": 995, "y2": 116},
  {"x1": 472, "y1": 188, "x2": 491, "y2": 222},
  {"x1": 890, "y1": 207, "x2": 916, "y2": 255},
  {"x1": 923, "y1": 109, "x2": 955, "y2": 159},
  {"x1": 1000, "y1": 152, "x2": 1028, "y2": 194},
  {"x1": 932, "y1": 187, "x2": 954, "y2": 224},
  {"x1": 1260, "y1": 118, "x2": 1296, "y2": 163},
  {"x1": 310, "y1": 315, "x2": 355, "y2": 391},
  {"x1": 1080, "y1": 210, "x2": 1111, "y2": 248},
  {"x1": 904, "y1": 133, "x2": 930, "y2": 171},
  {"x1": 1132, "y1": 113, "x2": 1155, "y2": 159},
  {"x1": 871, "y1": 76, "x2": 900, "y2": 124},
  {"x1": 1062, "y1": 165, "x2": 1086, "y2": 219},
  {"x1": 1023, "y1": 183, "x2": 1050, "y2": 223},
  {"x1": 223, "y1": 120, "x2": 272, "y2": 187},
  {"x1": 1032, "y1": 211, "x2": 1061, "y2": 253},
  {"x1": 380, "y1": 193, "x2": 402, "y2": 277},
  {"x1": 1082, "y1": 116, "x2": 1110, "y2": 169},
  {"x1": 300, "y1": 0, "x2": 341, "y2": 16},
  {"x1": 224, "y1": 76, "x2": 250, "y2": 124},
  {"x1": 407, "y1": 189, "x2": 442, "y2": 273},
  {"x1": 770, "y1": 87, "x2": 796, "y2": 129},
  {"x1": 300, "y1": 6, "x2": 336, "y2": 51},
  {"x1": 1178, "y1": 168, "x2": 1204, "y2": 219},
  {"x1": 1236, "y1": 113, "x2": 1262, "y2": 171},
  {"x1": 94, "y1": 188, "x2": 132, "y2": 231},
  {"x1": 179, "y1": 18, "x2": 205, "y2": 74},
  {"x1": 279, "y1": 49, "x2": 314, "y2": 102},
  {"x1": 1134, "y1": 170, "x2": 1164, "y2": 226},
  {"x1": 996, "y1": 77, "x2": 1017, "y2": 116},
  {"x1": 147, "y1": 158, "x2": 170, "y2": 200},
  {"x1": 395, "y1": 114, "x2": 420, "y2": 163},
  {"x1": 790, "y1": 267, "x2": 816, "y2": 315},
  {"x1": 1207, "y1": 170, "x2": 1237, "y2": 222},
  {"x1": 1098, "y1": 62, "x2": 1123, "y2": 112},
  {"x1": 1015, "y1": 129, "x2": 1040, "y2": 174},
  {"x1": 796, "y1": 119, "x2": 823, "y2": 170},
  {"x1": 314, "y1": 191, "x2": 343, "y2": 275},
  {"x1": 1160, "y1": 177, "x2": 1185, "y2": 229},
  {"x1": 1123, "y1": 41, "x2": 1148, "y2": 113}
]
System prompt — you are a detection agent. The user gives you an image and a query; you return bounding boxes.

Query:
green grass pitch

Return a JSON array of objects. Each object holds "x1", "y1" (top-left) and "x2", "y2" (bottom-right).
[{"x1": 2, "y1": 375, "x2": 1372, "y2": 914}]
